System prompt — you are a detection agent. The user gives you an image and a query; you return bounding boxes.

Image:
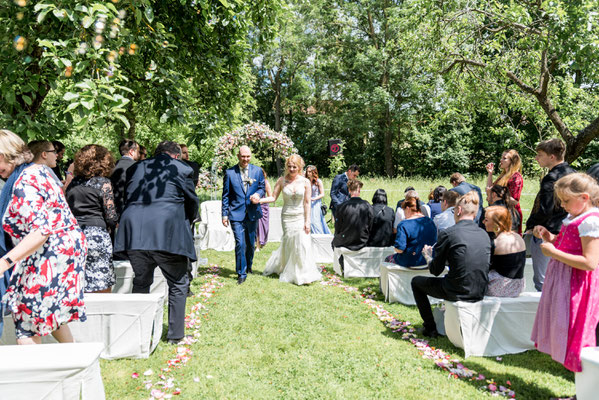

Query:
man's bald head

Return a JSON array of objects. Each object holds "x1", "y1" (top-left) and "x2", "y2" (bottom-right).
[{"x1": 238, "y1": 145, "x2": 251, "y2": 168}]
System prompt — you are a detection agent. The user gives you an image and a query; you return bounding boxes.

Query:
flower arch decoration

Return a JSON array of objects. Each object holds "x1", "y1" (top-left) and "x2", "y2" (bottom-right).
[{"x1": 213, "y1": 122, "x2": 297, "y2": 174}]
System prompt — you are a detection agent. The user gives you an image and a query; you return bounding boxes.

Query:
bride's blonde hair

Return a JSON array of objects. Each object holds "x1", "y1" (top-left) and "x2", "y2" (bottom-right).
[{"x1": 285, "y1": 154, "x2": 305, "y2": 177}]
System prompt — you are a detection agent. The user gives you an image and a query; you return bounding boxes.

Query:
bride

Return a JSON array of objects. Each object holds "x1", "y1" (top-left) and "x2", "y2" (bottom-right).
[{"x1": 261, "y1": 154, "x2": 322, "y2": 285}]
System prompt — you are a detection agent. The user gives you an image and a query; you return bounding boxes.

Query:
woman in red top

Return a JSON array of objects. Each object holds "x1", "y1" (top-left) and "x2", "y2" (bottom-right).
[{"x1": 486, "y1": 149, "x2": 524, "y2": 234}]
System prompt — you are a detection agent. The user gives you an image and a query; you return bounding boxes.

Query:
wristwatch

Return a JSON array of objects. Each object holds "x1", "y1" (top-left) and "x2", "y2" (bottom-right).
[{"x1": 2, "y1": 255, "x2": 15, "y2": 267}]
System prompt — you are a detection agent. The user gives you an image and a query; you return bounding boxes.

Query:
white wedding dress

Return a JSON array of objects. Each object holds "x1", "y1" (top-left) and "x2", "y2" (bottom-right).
[{"x1": 263, "y1": 179, "x2": 322, "y2": 285}]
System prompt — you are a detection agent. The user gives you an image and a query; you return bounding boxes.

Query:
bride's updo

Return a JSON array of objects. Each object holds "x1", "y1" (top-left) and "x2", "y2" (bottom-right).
[{"x1": 285, "y1": 154, "x2": 305, "y2": 176}]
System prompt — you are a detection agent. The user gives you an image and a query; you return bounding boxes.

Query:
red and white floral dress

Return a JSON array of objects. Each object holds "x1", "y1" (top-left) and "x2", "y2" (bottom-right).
[{"x1": 1, "y1": 165, "x2": 87, "y2": 338}]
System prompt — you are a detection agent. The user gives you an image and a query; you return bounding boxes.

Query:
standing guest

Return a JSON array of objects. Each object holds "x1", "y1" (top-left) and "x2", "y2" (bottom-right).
[
  {"x1": 0, "y1": 129, "x2": 87, "y2": 344},
  {"x1": 433, "y1": 190, "x2": 459, "y2": 233},
  {"x1": 180, "y1": 143, "x2": 200, "y2": 188},
  {"x1": 27, "y1": 140, "x2": 62, "y2": 187},
  {"x1": 332, "y1": 179, "x2": 373, "y2": 250},
  {"x1": 486, "y1": 149, "x2": 524, "y2": 234},
  {"x1": 427, "y1": 186, "x2": 446, "y2": 220},
  {"x1": 411, "y1": 192, "x2": 491, "y2": 338},
  {"x1": 114, "y1": 141, "x2": 199, "y2": 344},
  {"x1": 221, "y1": 146, "x2": 265, "y2": 285},
  {"x1": 66, "y1": 145, "x2": 118, "y2": 294},
  {"x1": 256, "y1": 168, "x2": 273, "y2": 250},
  {"x1": 385, "y1": 197, "x2": 437, "y2": 267},
  {"x1": 479, "y1": 185, "x2": 520, "y2": 235},
  {"x1": 51, "y1": 140, "x2": 65, "y2": 181},
  {"x1": 482, "y1": 206, "x2": 526, "y2": 297},
  {"x1": 139, "y1": 145, "x2": 147, "y2": 160},
  {"x1": 306, "y1": 165, "x2": 331, "y2": 234},
  {"x1": 531, "y1": 173, "x2": 599, "y2": 374},
  {"x1": 110, "y1": 139, "x2": 140, "y2": 218},
  {"x1": 367, "y1": 189, "x2": 395, "y2": 247},
  {"x1": 449, "y1": 173, "x2": 484, "y2": 222},
  {"x1": 525, "y1": 138, "x2": 575, "y2": 291},
  {"x1": 330, "y1": 164, "x2": 360, "y2": 218}
]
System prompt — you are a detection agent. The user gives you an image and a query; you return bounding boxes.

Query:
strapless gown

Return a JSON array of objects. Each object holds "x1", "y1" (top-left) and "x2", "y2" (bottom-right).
[{"x1": 263, "y1": 182, "x2": 322, "y2": 285}]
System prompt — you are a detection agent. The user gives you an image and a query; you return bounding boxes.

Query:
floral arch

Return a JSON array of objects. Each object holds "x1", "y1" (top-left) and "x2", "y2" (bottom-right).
[{"x1": 213, "y1": 122, "x2": 297, "y2": 174}]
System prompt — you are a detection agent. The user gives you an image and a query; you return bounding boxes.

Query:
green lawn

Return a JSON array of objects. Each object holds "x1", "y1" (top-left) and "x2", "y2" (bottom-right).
[{"x1": 101, "y1": 241, "x2": 575, "y2": 399}]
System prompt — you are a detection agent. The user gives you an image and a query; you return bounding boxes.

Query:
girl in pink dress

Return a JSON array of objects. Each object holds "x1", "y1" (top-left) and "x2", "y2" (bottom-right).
[{"x1": 531, "y1": 173, "x2": 599, "y2": 373}]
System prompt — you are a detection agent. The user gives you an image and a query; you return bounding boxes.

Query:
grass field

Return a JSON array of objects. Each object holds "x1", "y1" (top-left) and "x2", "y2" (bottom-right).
[{"x1": 100, "y1": 176, "x2": 575, "y2": 400}]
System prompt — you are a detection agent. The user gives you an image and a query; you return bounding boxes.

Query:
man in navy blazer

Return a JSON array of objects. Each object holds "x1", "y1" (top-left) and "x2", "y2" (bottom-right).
[
  {"x1": 329, "y1": 164, "x2": 360, "y2": 218},
  {"x1": 114, "y1": 141, "x2": 199, "y2": 344},
  {"x1": 221, "y1": 146, "x2": 265, "y2": 284}
]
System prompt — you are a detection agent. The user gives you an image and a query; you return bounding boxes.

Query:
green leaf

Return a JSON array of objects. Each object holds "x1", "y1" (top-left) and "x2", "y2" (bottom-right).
[
  {"x1": 5, "y1": 91, "x2": 15, "y2": 105},
  {"x1": 65, "y1": 102, "x2": 80, "y2": 112},
  {"x1": 144, "y1": 6, "x2": 154, "y2": 23},
  {"x1": 37, "y1": 9, "x2": 52, "y2": 24},
  {"x1": 81, "y1": 16, "x2": 94, "y2": 29},
  {"x1": 22, "y1": 95, "x2": 32, "y2": 106},
  {"x1": 63, "y1": 92, "x2": 79, "y2": 101},
  {"x1": 219, "y1": 0, "x2": 230, "y2": 7},
  {"x1": 80, "y1": 99, "x2": 95, "y2": 110},
  {"x1": 37, "y1": 39, "x2": 53, "y2": 48},
  {"x1": 114, "y1": 113, "x2": 130, "y2": 129}
]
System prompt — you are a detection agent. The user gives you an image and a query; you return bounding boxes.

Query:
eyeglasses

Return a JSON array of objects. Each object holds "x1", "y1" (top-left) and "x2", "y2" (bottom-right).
[{"x1": 45, "y1": 149, "x2": 56, "y2": 153}]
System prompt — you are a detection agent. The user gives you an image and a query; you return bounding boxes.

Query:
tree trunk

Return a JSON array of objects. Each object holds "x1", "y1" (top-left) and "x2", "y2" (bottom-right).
[{"x1": 384, "y1": 105, "x2": 394, "y2": 176}]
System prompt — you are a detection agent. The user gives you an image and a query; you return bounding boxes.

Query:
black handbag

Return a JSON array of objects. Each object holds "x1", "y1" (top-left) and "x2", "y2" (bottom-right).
[{"x1": 321, "y1": 203, "x2": 328, "y2": 216}]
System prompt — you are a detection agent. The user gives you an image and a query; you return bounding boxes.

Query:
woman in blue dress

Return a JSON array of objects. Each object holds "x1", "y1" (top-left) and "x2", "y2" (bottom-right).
[{"x1": 306, "y1": 165, "x2": 330, "y2": 234}]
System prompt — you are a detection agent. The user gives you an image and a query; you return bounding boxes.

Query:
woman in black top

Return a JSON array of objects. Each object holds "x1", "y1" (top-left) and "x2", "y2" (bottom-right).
[
  {"x1": 367, "y1": 189, "x2": 395, "y2": 247},
  {"x1": 481, "y1": 205, "x2": 526, "y2": 297},
  {"x1": 66, "y1": 145, "x2": 117, "y2": 293}
]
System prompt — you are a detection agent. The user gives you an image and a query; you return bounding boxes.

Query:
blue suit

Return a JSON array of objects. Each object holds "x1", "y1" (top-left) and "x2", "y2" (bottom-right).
[
  {"x1": 450, "y1": 181, "x2": 484, "y2": 223},
  {"x1": 330, "y1": 173, "x2": 349, "y2": 217},
  {"x1": 222, "y1": 164, "x2": 265, "y2": 278}
]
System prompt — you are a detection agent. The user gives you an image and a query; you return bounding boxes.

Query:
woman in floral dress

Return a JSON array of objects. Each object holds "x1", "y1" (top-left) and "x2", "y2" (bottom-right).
[
  {"x1": 66, "y1": 144, "x2": 117, "y2": 293},
  {"x1": 0, "y1": 129, "x2": 87, "y2": 344}
]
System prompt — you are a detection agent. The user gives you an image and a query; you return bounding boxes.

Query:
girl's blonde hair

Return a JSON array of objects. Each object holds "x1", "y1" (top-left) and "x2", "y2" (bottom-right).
[
  {"x1": 0, "y1": 129, "x2": 33, "y2": 166},
  {"x1": 555, "y1": 173, "x2": 599, "y2": 206},
  {"x1": 495, "y1": 149, "x2": 522, "y2": 187},
  {"x1": 285, "y1": 154, "x2": 305, "y2": 176}
]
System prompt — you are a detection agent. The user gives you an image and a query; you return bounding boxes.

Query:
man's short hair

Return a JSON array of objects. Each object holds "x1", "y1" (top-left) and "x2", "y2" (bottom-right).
[
  {"x1": 347, "y1": 179, "x2": 363, "y2": 192},
  {"x1": 404, "y1": 186, "x2": 415, "y2": 193},
  {"x1": 119, "y1": 139, "x2": 138, "y2": 156},
  {"x1": 449, "y1": 172, "x2": 465, "y2": 185},
  {"x1": 179, "y1": 143, "x2": 188, "y2": 149},
  {"x1": 347, "y1": 164, "x2": 360, "y2": 173},
  {"x1": 52, "y1": 140, "x2": 65, "y2": 152},
  {"x1": 28, "y1": 140, "x2": 53, "y2": 160},
  {"x1": 155, "y1": 141, "x2": 181, "y2": 157},
  {"x1": 456, "y1": 191, "x2": 479, "y2": 215},
  {"x1": 442, "y1": 190, "x2": 460, "y2": 207},
  {"x1": 536, "y1": 138, "x2": 566, "y2": 159}
]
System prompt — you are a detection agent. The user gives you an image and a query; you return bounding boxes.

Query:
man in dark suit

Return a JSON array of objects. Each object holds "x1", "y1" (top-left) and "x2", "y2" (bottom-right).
[
  {"x1": 449, "y1": 172, "x2": 484, "y2": 222},
  {"x1": 114, "y1": 141, "x2": 199, "y2": 344},
  {"x1": 332, "y1": 179, "x2": 373, "y2": 250},
  {"x1": 411, "y1": 191, "x2": 491, "y2": 338},
  {"x1": 110, "y1": 139, "x2": 140, "y2": 218},
  {"x1": 330, "y1": 164, "x2": 360, "y2": 218},
  {"x1": 221, "y1": 146, "x2": 265, "y2": 284},
  {"x1": 180, "y1": 143, "x2": 200, "y2": 187}
]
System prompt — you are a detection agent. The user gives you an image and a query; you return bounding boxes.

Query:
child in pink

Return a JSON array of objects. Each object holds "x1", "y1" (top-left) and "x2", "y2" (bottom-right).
[{"x1": 531, "y1": 173, "x2": 599, "y2": 373}]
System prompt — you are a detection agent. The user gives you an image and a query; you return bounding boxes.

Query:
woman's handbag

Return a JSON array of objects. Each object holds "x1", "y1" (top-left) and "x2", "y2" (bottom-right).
[{"x1": 321, "y1": 203, "x2": 328, "y2": 216}]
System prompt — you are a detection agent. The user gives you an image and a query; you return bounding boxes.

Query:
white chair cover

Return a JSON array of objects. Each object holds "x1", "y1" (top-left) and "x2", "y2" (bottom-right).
[
  {"x1": 198, "y1": 200, "x2": 236, "y2": 251},
  {"x1": 269, "y1": 207, "x2": 283, "y2": 242},
  {"x1": 576, "y1": 347, "x2": 599, "y2": 400},
  {"x1": 112, "y1": 260, "x2": 168, "y2": 296},
  {"x1": 311, "y1": 234, "x2": 334, "y2": 264},
  {"x1": 332, "y1": 246, "x2": 395, "y2": 278},
  {"x1": 523, "y1": 258, "x2": 535, "y2": 292},
  {"x1": 0, "y1": 342, "x2": 105, "y2": 400},
  {"x1": 444, "y1": 292, "x2": 541, "y2": 358},
  {"x1": 379, "y1": 263, "x2": 446, "y2": 305},
  {"x1": 1, "y1": 293, "x2": 165, "y2": 360}
]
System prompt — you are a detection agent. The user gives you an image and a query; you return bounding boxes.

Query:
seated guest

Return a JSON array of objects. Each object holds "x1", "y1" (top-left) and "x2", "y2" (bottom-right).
[
  {"x1": 411, "y1": 191, "x2": 491, "y2": 337},
  {"x1": 479, "y1": 184, "x2": 521, "y2": 235},
  {"x1": 481, "y1": 206, "x2": 525, "y2": 297},
  {"x1": 394, "y1": 189, "x2": 429, "y2": 233},
  {"x1": 367, "y1": 189, "x2": 395, "y2": 247},
  {"x1": 433, "y1": 190, "x2": 459, "y2": 233},
  {"x1": 332, "y1": 179, "x2": 373, "y2": 250},
  {"x1": 385, "y1": 197, "x2": 437, "y2": 267},
  {"x1": 427, "y1": 186, "x2": 446, "y2": 219}
]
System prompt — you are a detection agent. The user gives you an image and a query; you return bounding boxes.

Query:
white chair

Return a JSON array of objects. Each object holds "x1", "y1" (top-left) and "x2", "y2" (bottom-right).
[
  {"x1": 112, "y1": 260, "x2": 168, "y2": 296},
  {"x1": 576, "y1": 347, "x2": 599, "y2": 400},
  {"x1": 311, "y1": 234, "x2": 334, "y2": 264},
  {"x1": 332, "y1": 246, "x2": 395, "y2": 278},
  {"x1": 444, "y1": 292, "x2": 541, "y2": 358},
  {"x1": 198, "y1": 200, "x2": 235, "y2": 251},
  {"x1": 1, "y1": 293, "x2": 165, "y2": 360},
  {"x1": 269, "y1": 207, "x2": 283, "y2": 242},
  {"x1": 0, "y1": 342, "x2": 105, "y2": 400},
  {"x1": 379, "y1": 263, "x2": 446, "y2": 305}
]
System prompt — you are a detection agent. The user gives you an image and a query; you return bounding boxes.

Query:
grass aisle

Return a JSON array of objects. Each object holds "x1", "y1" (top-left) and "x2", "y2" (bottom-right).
[{"x1": 101, "y1": 243, "x2": 576, "y2": 399}]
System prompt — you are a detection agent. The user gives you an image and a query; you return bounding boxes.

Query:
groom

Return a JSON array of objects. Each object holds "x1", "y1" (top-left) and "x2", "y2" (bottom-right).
[{"x1": 222, "y1": 146, "x2": 265, "y2": 284}]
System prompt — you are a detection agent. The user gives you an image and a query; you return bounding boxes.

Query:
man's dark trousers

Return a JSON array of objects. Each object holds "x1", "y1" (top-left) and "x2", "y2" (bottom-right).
[
  {"x1": 128, "y1": 250, "x2": 189, "y2": 340},
  {"x1": 411, "y1": 276, "x2": 454, "y2": 332}
]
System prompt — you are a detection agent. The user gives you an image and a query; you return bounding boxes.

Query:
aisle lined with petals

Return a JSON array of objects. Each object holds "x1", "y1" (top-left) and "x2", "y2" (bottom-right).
[{"x1": 100, "y1": 245, "x2": 575, "y2": 399}]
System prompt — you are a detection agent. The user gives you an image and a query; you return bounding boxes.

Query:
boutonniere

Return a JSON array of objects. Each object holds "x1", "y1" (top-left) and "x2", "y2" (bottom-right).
[{"x1": 249, "y1": 178, "x2": 255, "y2": 185}]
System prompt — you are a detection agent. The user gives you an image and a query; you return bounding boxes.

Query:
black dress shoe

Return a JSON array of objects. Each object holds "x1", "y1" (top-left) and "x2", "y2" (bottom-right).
[
  {"x1": 237, "y1": 276, "x2": 246, "y2": 285},
  {"x1": 419, "y1": 328, "x2": 440, "y2": 338},
  {"x1": 247, "y1": 269, "x2": 253, "y2": 274},
  {"x1": 187, "y1": 289, "x2": 195, "y2": 297}
]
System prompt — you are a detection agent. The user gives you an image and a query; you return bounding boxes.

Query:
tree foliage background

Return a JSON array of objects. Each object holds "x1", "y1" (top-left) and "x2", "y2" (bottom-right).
[{"x1": 2, "y1": 0, "x2": 599, "y2": 177}]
